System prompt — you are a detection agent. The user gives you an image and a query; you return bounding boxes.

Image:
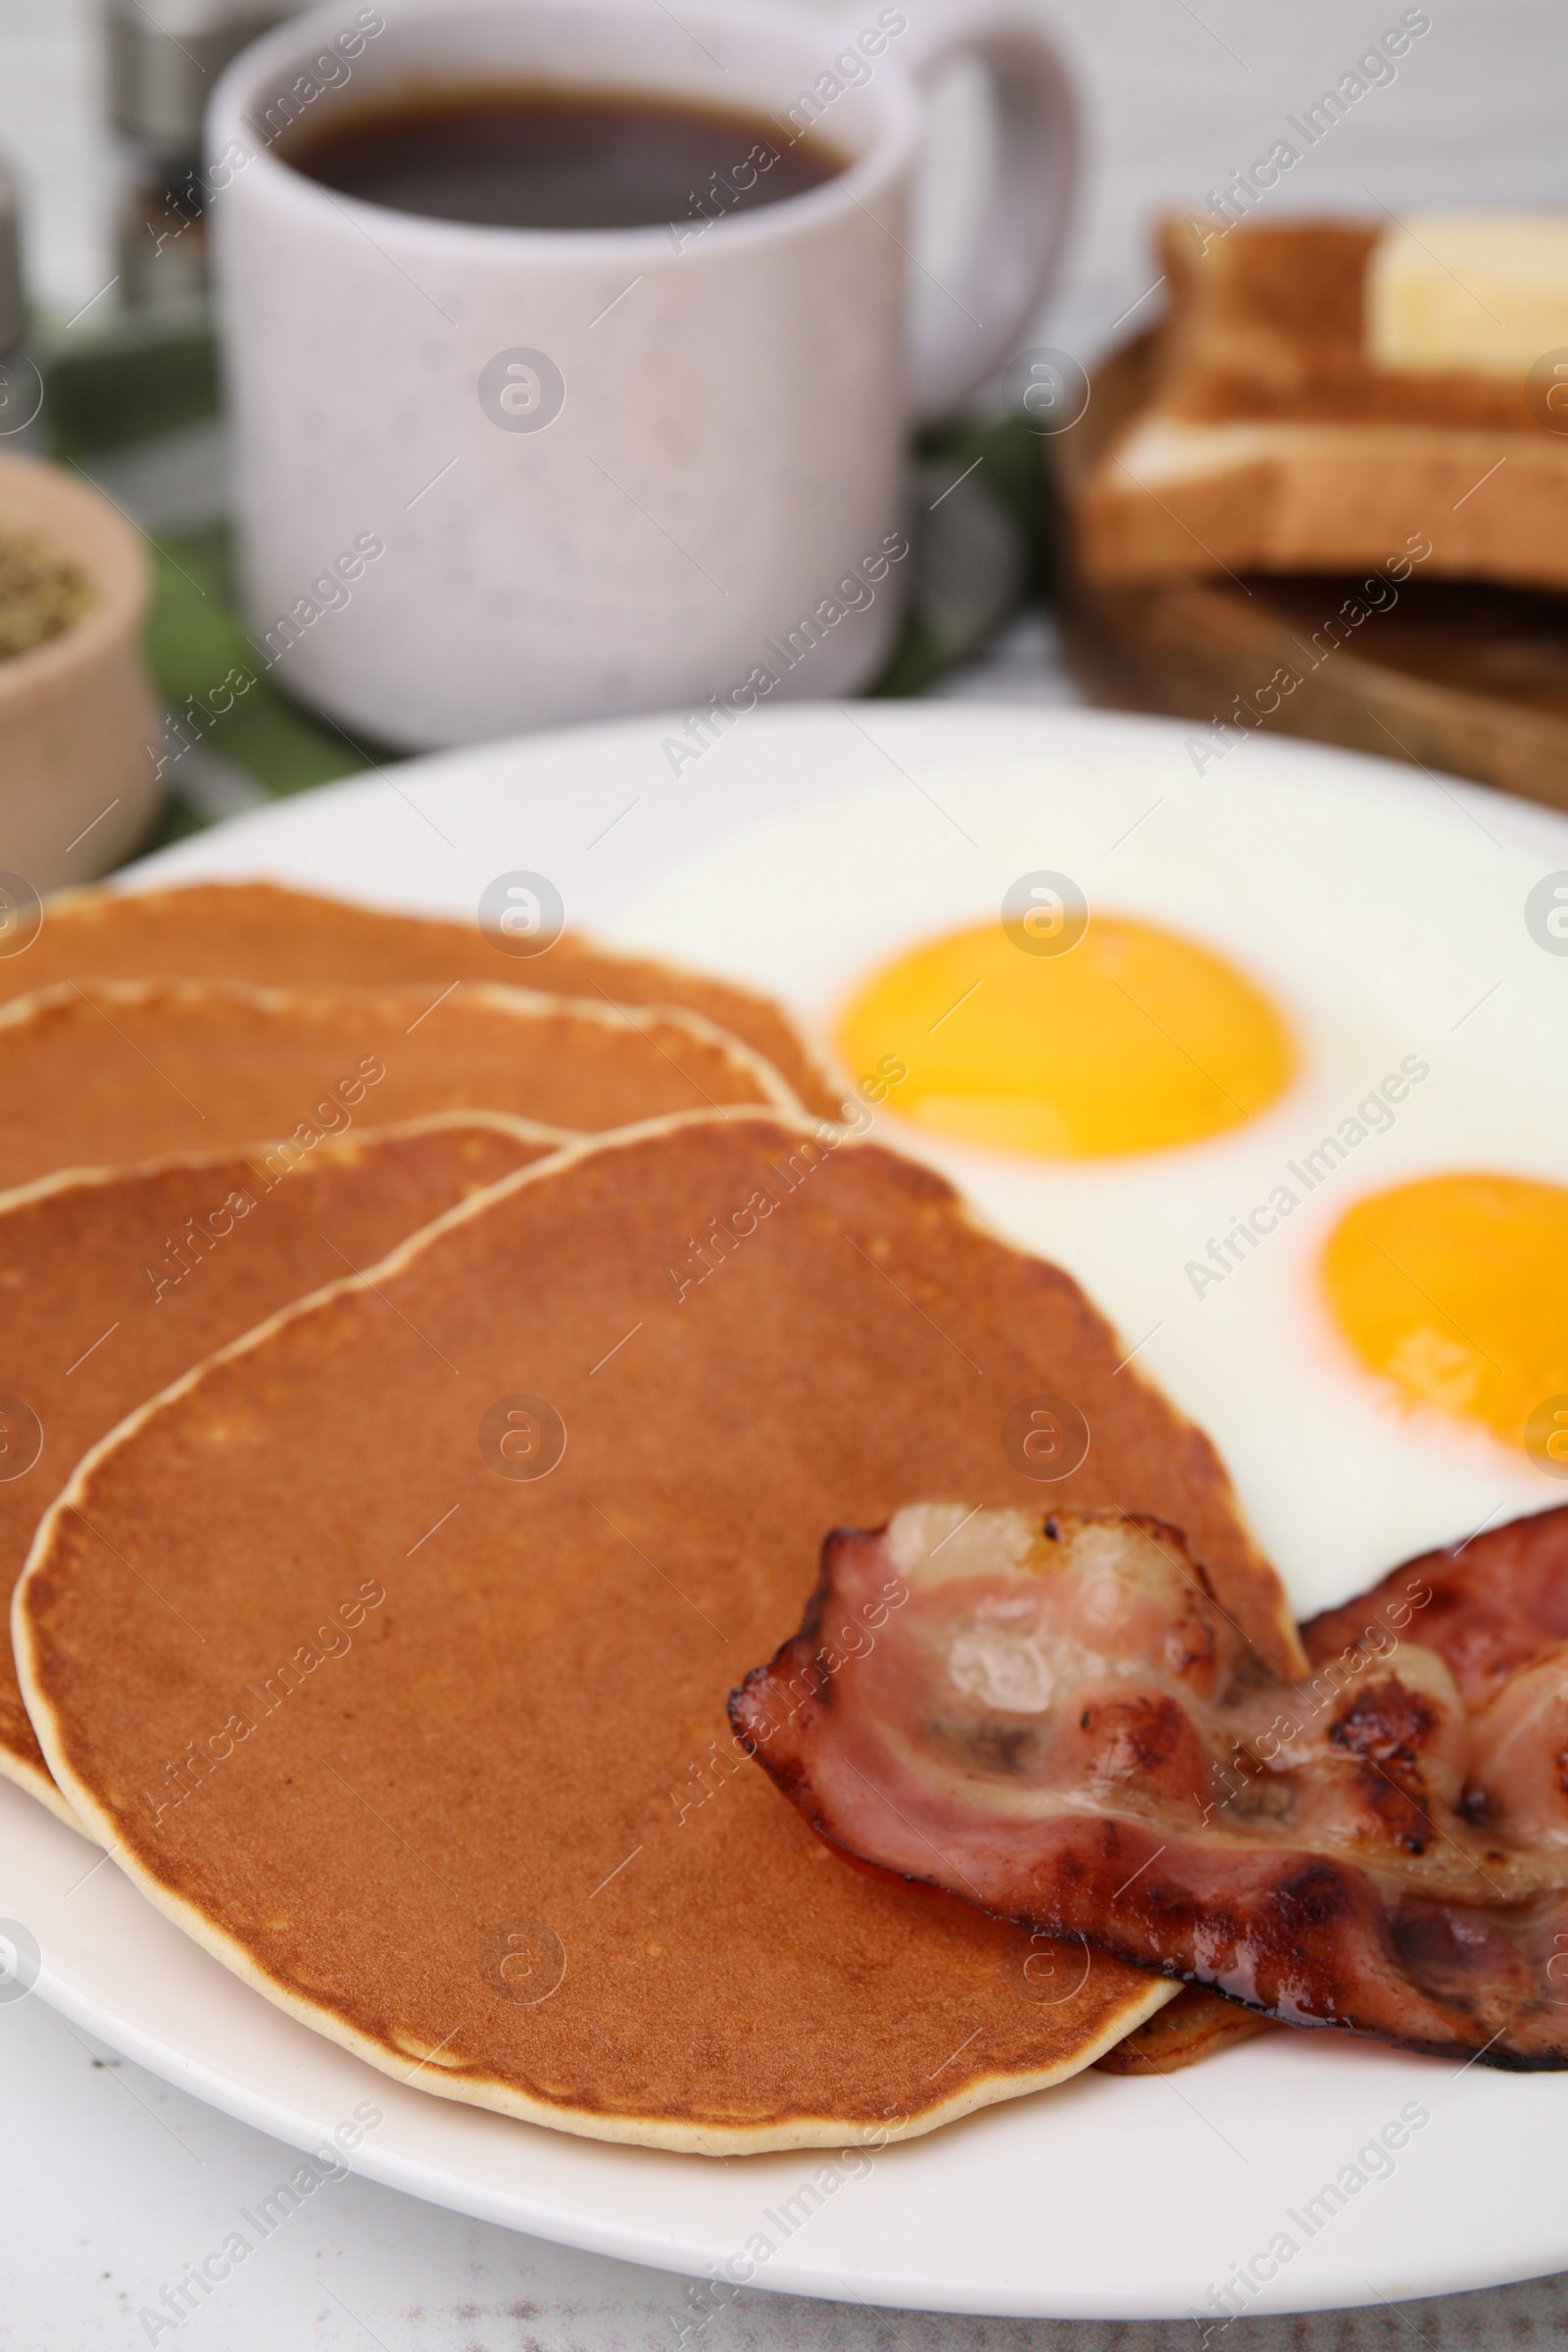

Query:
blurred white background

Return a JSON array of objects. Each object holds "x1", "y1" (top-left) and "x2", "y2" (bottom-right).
[{"x1": 4, "y1": 0, "x2": 1568, "y2": 361}]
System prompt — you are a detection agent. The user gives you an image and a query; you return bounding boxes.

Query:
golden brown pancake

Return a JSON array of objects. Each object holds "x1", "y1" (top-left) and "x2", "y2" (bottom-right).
[
  {"x1": 17, "y1": 1110, "x2": 1287, "y2": 2150},
  {"x1": 1096, "y1": 1985, "x2": 1275, "y2": 2075},
  {"x1": 0, "y1": 978, "x2": 797, "y2": 1191},
  {"x1": 0, "y1": 880, "x2": 844, "y2": 1121},
  {"x1": 0, "y1": 1114, "x2": 569, "y2": 1825}
]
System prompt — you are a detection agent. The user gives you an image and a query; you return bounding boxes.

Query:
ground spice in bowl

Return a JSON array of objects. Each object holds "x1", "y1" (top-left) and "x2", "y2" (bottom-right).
[{"x1": 0, "y1": 528, "x2": 94, "y2": 661}]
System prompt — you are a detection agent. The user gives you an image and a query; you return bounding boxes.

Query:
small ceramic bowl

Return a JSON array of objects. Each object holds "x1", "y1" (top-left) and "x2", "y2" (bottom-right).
[{"x1": 0, "y1": 445, "x2": 161, "y2": 894}]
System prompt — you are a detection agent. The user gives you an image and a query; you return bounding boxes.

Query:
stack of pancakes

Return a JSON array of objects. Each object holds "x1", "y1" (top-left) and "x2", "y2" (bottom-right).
[{"x1": 3, "y1": 878, "x2": 1283, "y2": 2149}]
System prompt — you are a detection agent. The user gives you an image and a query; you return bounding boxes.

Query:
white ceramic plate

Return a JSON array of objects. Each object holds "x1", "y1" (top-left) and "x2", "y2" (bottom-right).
[{"x1": 8, "y1": 704, "x2": 1568, "y2": 2321}]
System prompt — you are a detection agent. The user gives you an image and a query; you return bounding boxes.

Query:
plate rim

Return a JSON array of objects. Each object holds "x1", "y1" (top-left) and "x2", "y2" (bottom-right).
[{"x1": 14, "y1": 699, "x2": 1568, "y2": 2321}]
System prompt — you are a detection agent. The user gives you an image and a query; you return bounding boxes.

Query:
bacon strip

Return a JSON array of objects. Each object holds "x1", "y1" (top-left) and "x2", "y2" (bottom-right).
[
  {"x1": 730, "y1": 1503, "x2": 1568, "y2": 2067},
  {"x1": 1303, "y1": 1507, "x2": 1568, "y2": 1709}
]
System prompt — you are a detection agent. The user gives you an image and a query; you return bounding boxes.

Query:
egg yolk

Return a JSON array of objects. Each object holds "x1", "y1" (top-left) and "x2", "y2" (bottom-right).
[
  {"x1": 835, "y1": 915, "x2": 1295, "y2": 1157},
  {"x1": 1322, "y1": 1173, "x2": 1568, "y2": 1447}
]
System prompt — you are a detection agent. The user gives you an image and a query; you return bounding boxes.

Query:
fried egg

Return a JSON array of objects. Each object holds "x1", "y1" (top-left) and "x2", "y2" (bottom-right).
[
  {"x1": 837, "y1": 913, "x2": 1296, "y2": 1157},
  {"x1": 1323, "y1": 1172, "x2": 1568, "y2": 1452},
  {"x1": 612, "y1": 734, "x2": 1568, "y2": 1617}
]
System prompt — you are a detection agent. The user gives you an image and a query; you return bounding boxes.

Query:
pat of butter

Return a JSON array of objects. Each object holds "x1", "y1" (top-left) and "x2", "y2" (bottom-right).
[{"x1": 1366, "y1": 212, "x2": 1568, "y2": 378}]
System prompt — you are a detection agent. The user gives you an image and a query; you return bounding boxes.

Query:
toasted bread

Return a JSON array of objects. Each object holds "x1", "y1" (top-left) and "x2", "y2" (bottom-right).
[{"x1": 1080, "y1": 219, "x2": 1568, "y2": 588}]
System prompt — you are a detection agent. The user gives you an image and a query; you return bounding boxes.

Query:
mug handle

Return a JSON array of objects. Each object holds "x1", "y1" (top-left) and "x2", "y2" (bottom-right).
[{"x1": 894, "y1": 0, "x2": 1079, "y2": 424}]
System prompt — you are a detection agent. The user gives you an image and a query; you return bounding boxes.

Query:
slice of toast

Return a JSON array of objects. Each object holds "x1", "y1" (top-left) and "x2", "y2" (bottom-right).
[{"x1": 1079, "y1": 219, "x2": 1568, "y2": 588}]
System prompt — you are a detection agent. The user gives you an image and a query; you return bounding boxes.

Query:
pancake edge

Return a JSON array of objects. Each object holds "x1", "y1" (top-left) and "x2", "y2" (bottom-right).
[
  {"x1": 0, "y1": 1734, "x2": 93, "y2": 1833},
  {"x1": 25, "y1": 876, "x2": 851, "y2": 1122},
  {"x1": 950, "y1": 1181, "x2": 1303, "y2": 1680},
  {"x1": 0, "y1": 976, "x2": 807, "y2": 1123},
  {"x1": 15, "y1": 1103, "x2": 1240, "y2": 2149},
  {"x1": 0, "y1": 1106, "x2": 583, "y2": 1219},
  {"x1": 0, "y1": 1110, "x2": 585, "y2": 1830}
]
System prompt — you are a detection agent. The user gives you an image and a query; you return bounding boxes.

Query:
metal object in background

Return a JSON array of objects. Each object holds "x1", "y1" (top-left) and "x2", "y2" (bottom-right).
[
  {"x1": 107, "y1": 0, "x2": 308, "y2": 311},
  {"x1": 0, "y1": 160, "x2": 43, "y2": 448},
  {"x1": 0, "y1": 160, "x2": 21, "y2": 357}
]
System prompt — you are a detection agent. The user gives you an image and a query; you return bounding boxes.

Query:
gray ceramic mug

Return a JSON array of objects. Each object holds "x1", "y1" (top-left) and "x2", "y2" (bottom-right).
[{"x1": 210, "y1": 0, "x2": 1077, "y2": 748}]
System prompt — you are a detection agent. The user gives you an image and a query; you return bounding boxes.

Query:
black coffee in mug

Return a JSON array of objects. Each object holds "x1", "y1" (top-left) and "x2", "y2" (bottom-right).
[{"x1": 283, "y1": 88, "x2": 843, "y2": 232}]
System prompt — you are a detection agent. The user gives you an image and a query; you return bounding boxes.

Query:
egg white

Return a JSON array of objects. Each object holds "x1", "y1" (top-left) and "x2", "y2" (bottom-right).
[{"x1": 609, "y1": 743, "x2": 1568, "y2": 1619}]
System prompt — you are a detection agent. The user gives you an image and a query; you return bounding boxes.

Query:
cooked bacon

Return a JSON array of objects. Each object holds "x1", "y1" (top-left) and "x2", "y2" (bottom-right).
[
  {"x1": 730, "y1": 1503, "x2": 1568, "y2": 2067},
  {"x1": 1303, "y1": 1507, "x2": 1568, "y2": 1710}
]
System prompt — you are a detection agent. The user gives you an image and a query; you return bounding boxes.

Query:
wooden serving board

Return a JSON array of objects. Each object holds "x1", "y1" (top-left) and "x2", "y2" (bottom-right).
[{"x1": 1052, "y1": 335, "x2": 1568, "y2": 816}]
